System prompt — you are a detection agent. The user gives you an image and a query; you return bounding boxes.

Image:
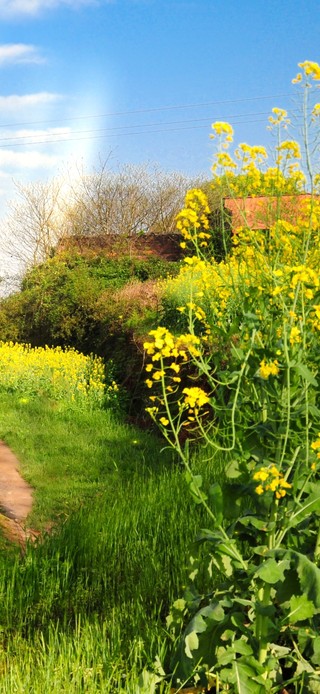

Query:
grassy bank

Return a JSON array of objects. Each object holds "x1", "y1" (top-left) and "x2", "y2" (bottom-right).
[
  {"x1": 0, "y1": 391, "x2": 174, "y2": 527},
  {"x1": 0, "y1": 391, "x2": 217, "y2": 692}
]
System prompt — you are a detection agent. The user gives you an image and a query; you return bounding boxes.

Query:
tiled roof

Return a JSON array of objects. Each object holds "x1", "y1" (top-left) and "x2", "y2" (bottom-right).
[{"x1": 224, "y1": 195, "x2": 313, "y2": 230}]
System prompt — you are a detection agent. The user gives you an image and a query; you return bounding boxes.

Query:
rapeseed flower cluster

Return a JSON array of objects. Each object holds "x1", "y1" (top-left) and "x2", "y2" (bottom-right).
[
  {"x1": 0, "y1": 341, "x2": 105, "y2": 408},
  {"x1": 277, "y1": 140, "x2": 301, "y2": 160},
  {"x1": 268, "y1": 107, "x2": 290, "y2": 127},
  {"x1": 258, "y1": 359, "x2": 280, "y2": 379},
  {"x1": 144, "y1": 326, "x2": 201, "y2": 363},
  {"x1": 144, "y1": 327, "x2": 202, "y2": 395},
  {"x1": 210, "y1": 121, "x2": 234, "y2": 139},
  {"x1": 211, "y1": 131, "x2": 306, "y2": 195},
  {"x1": 144, "y1": 69, "x2": 320, "y2": 692},
  {"x1": 293, "y1": 60, "x2": 320, "y2": 83},
  {"x1": 176, "y1": 189, "x2": 211, "y2": 251},
  {"x1": 145, "y1": 60, "x2": 320, "y2": 460},
  {"x1": 253, "y1": 466, "x2": 292, "y2": 499},
  {"x1": 182, "y1": 386, "x2": 210, "y2": 411},
  {"x1": 311, "y1": 434, "x2": 320, "y2": 459}
]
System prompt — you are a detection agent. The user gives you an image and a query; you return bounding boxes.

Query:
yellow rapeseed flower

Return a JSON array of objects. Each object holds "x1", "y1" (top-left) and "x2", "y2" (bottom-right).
[
  {"x1": 298, "y1": 60, "x2": 320, "y2": 80},
  {"x1": 289, "y1": 326, "x2": 301, "y2": 346},
  {"x1": 211, "y1": 121, "x2": 234, "y2": 137},
  {"x1": 0, "y1": 341, "x2": 105, "y2": 408},
  {"x1": 258, "y1": 359, "x2": 280, "y2": 379},
  {"x1": 253, "y1": 465, "x2": 291, "y2": 498},
  {"x1": 182, "y1": 387, "x2": 210, "y2": 409}
]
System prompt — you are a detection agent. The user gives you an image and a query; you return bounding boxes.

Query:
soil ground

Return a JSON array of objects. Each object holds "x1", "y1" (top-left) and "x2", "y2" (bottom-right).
[{"x1": 0, "y1": 441, "x2": 34, "y2": 547}]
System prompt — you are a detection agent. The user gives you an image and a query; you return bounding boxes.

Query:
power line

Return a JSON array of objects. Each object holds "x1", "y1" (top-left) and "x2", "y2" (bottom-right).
[
  {"x1": 0, "y1": 110, "x2": 274, "y2": 144},
  {"x1": 0, "y1": 116, "x2": 305, "y2": 150},
  {"x1": 0, "y1": 92, "x2": 294, "y2": 130},
  {"x1": 0, "y1": 107, "x2": 306, "y2": 150}
]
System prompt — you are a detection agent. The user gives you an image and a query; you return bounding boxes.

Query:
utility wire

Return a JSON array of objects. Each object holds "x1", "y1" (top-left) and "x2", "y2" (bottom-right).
[
  {"x1": 0, "y1": 92, "x2": 294, "y2": 130},
  {"x1": 0, "y1": 116, "x2": 307, "y2": 150},
  {"x1": 0, "y1": 110, "x2": 275, "y2": 143},
  {"x1": 0, "y1": 108, "x2": 307, "y2": 150}
]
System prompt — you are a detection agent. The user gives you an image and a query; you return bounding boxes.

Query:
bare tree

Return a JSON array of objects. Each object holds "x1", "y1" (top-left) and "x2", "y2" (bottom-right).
[
  {"x1": 0, "y1": 163, "x2": 204, "y2": 277},
  {"x1": 3, "y1": 178, "x2": 64, "y2": 267},
  {"x1": 63, "y1": 163, "x2": 198, "y2": 238}
]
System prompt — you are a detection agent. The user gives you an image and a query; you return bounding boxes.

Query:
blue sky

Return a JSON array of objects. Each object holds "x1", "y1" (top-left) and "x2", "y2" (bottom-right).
[
  {"x1": 0, "y1": 0, "x2": 319, "y2": 207},
  {"x1": 0, "y1": 0, "x2": 320, "y2": 190}
]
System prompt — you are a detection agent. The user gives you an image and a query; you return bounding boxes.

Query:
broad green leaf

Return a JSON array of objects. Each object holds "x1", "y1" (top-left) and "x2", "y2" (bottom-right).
[
  {"x1": 306, "y1": 677, "x2": 320, "y2": 693},
  {"x1": 234, "y1": 597, "x2": 256, "y2": 607},
  {"x1": 243, "y1": 311, "x2": 260, "y2": 322},
  {"x1": 200, "y1": 602, "x2": 225, "y2": 622},
  {"x1": 231, "y1": 344, "x2": 245, "y2": 360},
  {"x1": 269, "y1": 643, "x2": 291, "y2": 658},
  {"x1": 253, "y1": 545, "x2": 271, "y2": 556},
  {"x1": 294, "y1": 363, "x2": 318, "y2": 386},
  {"x1": 308, "y1": 404, "x2": 320, "y2": 417},
  {"x1": 287, "y1": 489, "x2": 320, "y2": 528},
  {"x1": 275, "y1": 550, "x2": 320, "y2": 608},
  {"x1": 209, "y1": 482, "x2": 223, "y2": 524},
  {"x1": 231, "y1": 612, "x2": 248, "y2": 629},
  {"x1": 189, "y1": 613, "x2": 207, "y2": 634},
  {"x1": 220, "y1": 628, "x2": 235, "y2": 642},
  {"x1": 238, "y1": 515, "x2": 268, "y2": 531},
  {"x1": 311, "y1": 636, "x2": 320, "y2": 666},
  {"x1": 172, "y1": 599, "x2": 186, "y2": 612},
  {"x1": 225, "y1": 459, "x2": 242, "y2": 479},
  {"x1": 137, "y1": 669, "x2": 163, "y2": 693},
  {"x1": 217, "y1": 647, "x2": 235, "y2": 666},
  {"x1": 189, "y1": 568, "x2": 198, "y2": 581},
  {"x1": 184, "y1": 630, "x2": 199, "y2": 659},
  {"x1": 187, "y1": 474, "x2": 207, "y2": 505},
  {"x1": 255, "y1": 558, "x2": 287, "y2": 584},
  {"x1": 232, "y1": 638, "x2": 253, "y2": 656},
  {"x1": 232, "y1": 657, "x2": 266, "y2": 694},
  {"x1": 196, "y1": 528, "x2": 225, "y2": 544},
  {"x1": 295, "y1": 552, "x2": 320, "y2": 608},
  {"x1": 209, "y1": 552, "x2": 233, "y2": 577},
  {"x1": 287, "y1": 594, "x2": 315, "y2": 623}
]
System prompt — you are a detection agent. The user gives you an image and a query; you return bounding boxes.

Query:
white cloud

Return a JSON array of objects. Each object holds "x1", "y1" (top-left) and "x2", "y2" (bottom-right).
[
  {"x1": 0, "y1": 129, "x2": 75, "y2": 172},
  {"x1": 0, "y1": 0, "x2": 100, "y2": 17},
  {"x1": 0, "y1": 127, "x2": 72, "y2": 149},
  {"x1": 0, "y1": 43, "x2": 44, "y2": 66},
  {"x1": 0, "y1": 149, "x2": 59, "y2": 169},
  {"x1": 0, "y1": 92, "x2": 62, "y2": 112}
]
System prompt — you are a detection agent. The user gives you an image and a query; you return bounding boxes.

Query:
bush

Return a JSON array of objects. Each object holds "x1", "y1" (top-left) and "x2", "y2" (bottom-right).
[{"x1": 0, "y1": 252, "x2": 179, "y2": 417}]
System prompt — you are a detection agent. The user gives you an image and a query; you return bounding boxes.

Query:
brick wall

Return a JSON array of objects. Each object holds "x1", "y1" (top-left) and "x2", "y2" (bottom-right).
[{"x1": 57, "y1": 233, "x2": 184, "y2": 261}]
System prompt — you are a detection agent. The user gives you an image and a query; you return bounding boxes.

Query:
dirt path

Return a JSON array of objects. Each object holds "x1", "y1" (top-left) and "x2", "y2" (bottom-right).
[{"x1": 0, "y1": 441, "x2": 35, "y2": 547}]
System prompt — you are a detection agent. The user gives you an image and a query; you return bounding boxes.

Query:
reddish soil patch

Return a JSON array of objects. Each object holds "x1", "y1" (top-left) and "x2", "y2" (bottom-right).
[{"x1": 0, "y1": 441, "x2": 35, "y2": 547}]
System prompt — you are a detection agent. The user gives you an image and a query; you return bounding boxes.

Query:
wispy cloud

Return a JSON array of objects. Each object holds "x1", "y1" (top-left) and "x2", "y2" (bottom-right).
[
  {"x1": 0, "y1": 43, "x2": 44, "y2": 66},
  {"x1": 0, "y1": 127, "x2": 72, "y2": 146},
  {"x1": 0, "y1": 92, "x2": 62, "y2": 112},
  {"x1": 0, "y1": 149, "x2": 60, "y2": 169},
  {"x1": 0, "y1": 0, "x2": 100, "y2": 18}
]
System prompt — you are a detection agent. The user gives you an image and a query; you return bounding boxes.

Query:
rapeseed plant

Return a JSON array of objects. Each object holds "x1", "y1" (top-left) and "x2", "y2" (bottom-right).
[
  {"x1": 0, "y1": 342, "x2": 106, "y2": 408},
  {"x1": 144, "y1": 62, "x2": 320, "y2": 692}
]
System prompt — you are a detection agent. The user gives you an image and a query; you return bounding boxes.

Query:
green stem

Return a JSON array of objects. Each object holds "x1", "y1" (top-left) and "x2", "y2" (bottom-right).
[
  {"x1": 314, "y1": 523, "x2": 320, "y2": 562},
  {"x1": 279, "y1": 330, "x2": 291, "y2": 469},
  {"x1": 256, "y1": 582, "x2": 272, "y2": 668},
  {"x1": 195, "y1": 330, "x2": 257, "y2": 454},
  {"x1": 256, "y1": 501, "x2": 277, "y2": 668}
]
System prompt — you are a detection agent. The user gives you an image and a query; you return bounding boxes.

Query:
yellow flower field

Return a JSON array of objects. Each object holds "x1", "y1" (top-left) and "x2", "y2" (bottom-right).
[{"x1": 0, "y1": 341, "x2": 105, "y2": 408}]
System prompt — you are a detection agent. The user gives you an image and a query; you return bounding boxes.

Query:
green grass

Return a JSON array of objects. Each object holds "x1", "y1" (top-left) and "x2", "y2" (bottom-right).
[
  {"x1": 0, "y1": 391, "x2": 176, "y2": 527},
  {"x1": 0, "y1": 391, "x2": 221, "y2": 691},
  {"x1": 0, "y1": 474, "x2": 203, "y2": 691}
]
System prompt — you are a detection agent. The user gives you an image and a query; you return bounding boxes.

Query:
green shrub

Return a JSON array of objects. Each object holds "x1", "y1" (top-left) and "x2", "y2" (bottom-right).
[{"x1": 0, "y1": 253, "x2": 179, "y2": 417}]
